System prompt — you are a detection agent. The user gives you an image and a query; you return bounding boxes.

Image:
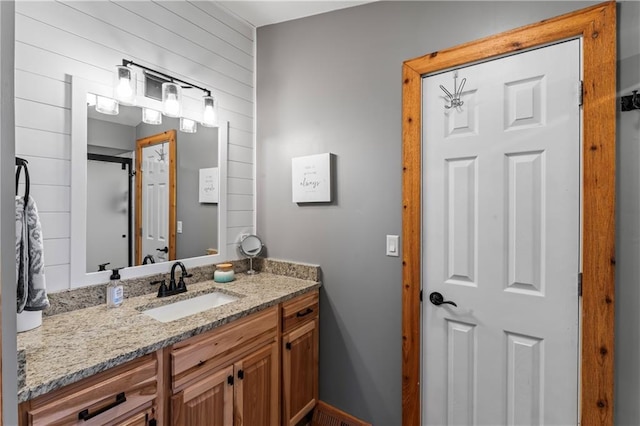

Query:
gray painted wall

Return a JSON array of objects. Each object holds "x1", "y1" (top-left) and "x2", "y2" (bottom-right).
[
  {"x1": 88, "y1": 118, "x2": 136, "y2": 154},
  {"x1": 256, "y1": 1, "x2": 639, "y2": 423}
]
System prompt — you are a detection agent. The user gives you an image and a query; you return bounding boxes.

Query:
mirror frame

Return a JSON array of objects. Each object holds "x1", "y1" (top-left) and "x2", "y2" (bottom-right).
[{"x1": 71, "y1": 75, "x2": 227, "y2": 287}]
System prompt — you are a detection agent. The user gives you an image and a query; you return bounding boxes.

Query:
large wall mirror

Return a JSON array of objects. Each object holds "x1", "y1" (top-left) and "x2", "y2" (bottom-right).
[{"x1": 71, "y1": 76, "x2": 228, "y2": 287}]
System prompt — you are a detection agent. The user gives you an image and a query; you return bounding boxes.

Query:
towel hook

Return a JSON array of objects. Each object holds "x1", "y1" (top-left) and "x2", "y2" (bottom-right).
[
  {"x1": 15, "y1": 157, "x2": 30, "y2": 205},
  {"x1": 440, "y1": 71, "x2": 467, "y2": 110}
]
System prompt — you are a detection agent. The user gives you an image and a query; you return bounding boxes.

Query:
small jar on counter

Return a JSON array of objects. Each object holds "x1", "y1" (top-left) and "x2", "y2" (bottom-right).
[{"x1": 214, "y1": 263, "x2": 235, "y2": 283}]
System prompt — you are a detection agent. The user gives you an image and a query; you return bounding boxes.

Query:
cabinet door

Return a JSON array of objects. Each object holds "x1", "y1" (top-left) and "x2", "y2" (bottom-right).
[
  {"x1": 234, "y1": 342, "x2": 279, "y2": 426},
  {"x1": 113, "y1": 407, "x2": 155, "y2": 426},
  {"x1": 171, "y1": 365, "x2": 233, "y2": 426},
  {"x1": 283, "y1": 318, "x2": 319, "y2": 426}
]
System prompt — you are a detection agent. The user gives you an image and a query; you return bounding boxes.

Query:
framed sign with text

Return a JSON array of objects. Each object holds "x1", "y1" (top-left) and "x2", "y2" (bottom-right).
[
  {"x1": 292, "y1": 153, "x2": 332, "y2": 203},
  {"x1": 198, "y1": 167, "x2": 219, "y2": 203}
]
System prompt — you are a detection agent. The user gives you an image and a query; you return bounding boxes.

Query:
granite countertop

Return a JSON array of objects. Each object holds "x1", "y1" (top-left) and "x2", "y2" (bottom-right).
[{"x1": 17, "y1": 272, "x2": 320, "y2": 403}]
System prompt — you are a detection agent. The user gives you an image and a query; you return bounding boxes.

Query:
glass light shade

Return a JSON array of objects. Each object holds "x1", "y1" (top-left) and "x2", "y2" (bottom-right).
[
  {"x1": 162, "y1": 82, "x2": 182, "y2": 117},
  {"x1": 95, "y1": 96, "x2": 119, "y2": 115},
  {"x1": 142, "y1": 108, "x2": 162, "y2": 125},
  {"x1": 114, "y1": 66, "x2": 136, "y2": 105},
  {"x1": 180, "y1": 118, "x2": 197, "y2": 133},
  {"x1": 201, "y1": 95, "x2": 218, "y2": 127}
]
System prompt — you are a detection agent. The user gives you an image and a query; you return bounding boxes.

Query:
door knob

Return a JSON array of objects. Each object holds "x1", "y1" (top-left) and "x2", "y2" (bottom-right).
[
  {"x1": 156, "y1": 246, "x2": 168, "y2": 253},
  {"x1": 429, "y1": 292, "x2": 457, "y2": 307}
]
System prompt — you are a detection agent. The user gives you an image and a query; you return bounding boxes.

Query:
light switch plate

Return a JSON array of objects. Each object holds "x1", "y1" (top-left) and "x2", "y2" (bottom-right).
[
  {"x1": 177, "y1": 221, "x2": 183, "y2": 234},
  {"x1": 386, "y1": 235, "x2": 399, "y2": 257}
]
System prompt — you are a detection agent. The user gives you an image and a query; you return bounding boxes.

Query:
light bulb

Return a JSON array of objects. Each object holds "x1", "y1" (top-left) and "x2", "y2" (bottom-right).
[
  {"x1": 162, "y1": 82, "x2": 182, "y2": 117},
  {"x1": 202, "y1": 95, "x2": 218, "y2": 127},
  {"x1": 114, "y1": 65, "x2": 136, "y2": 105},
  {"x1": 117, "y1": 80, "x2": 133, "y2": 98}
]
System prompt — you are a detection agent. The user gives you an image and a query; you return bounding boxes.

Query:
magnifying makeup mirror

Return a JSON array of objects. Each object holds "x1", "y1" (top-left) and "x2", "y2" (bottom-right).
[{"x1": 239, "y1": 235, "x2": 264, "y2": 275}]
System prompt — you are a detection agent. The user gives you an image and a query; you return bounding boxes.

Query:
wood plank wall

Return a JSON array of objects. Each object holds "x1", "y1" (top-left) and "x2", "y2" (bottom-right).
[{"x1": 14, "y1": 1, "x2": 256, "y2": 292}]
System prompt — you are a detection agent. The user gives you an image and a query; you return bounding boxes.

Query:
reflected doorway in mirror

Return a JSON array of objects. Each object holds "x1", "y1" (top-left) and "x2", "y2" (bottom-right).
[{"x1": 136, "y1": 130, "x2": 177, "y2": 266}]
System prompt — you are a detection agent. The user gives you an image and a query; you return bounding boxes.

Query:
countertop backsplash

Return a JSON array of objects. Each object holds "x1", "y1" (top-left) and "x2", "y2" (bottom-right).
[{"x1": 44, "y1": 258, "x2": 320, "y2": 317}]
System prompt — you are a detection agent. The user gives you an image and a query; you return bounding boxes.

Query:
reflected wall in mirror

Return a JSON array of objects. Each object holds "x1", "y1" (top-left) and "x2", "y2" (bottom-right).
[{"x1": 86, "y1": 102, "x2": 219, "y2": 273}]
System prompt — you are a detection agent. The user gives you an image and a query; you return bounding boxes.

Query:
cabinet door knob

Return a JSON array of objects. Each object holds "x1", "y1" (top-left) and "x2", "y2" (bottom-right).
[
  {"x1": 227, "y1": 375, "x2": 234, "y2": 385},
  {"x1": 237, "y1": 369, "x2": 244, "y2": 380},
  {"x1": 285, "y1": 342, "x2": 292, "y2": 350}
]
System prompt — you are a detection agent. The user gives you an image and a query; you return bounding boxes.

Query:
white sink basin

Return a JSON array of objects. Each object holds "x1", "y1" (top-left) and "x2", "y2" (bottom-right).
[{"x1": 142, "y1": 292, "x2": 239, "y2": 323}]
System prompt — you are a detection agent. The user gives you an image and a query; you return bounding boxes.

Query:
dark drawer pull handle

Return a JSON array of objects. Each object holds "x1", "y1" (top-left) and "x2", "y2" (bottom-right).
[
  {"x1": 296, "y1": 308, "x2": 313, "y2": 318},
  {"x1": 78, "y1": 392, "x2": 126, "y2": 421}
]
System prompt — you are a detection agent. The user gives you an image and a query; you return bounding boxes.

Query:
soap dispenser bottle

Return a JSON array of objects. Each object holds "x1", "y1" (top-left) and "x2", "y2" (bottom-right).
[{"x1": 107, "y1": 268, "x2": 124, "y2": 308}]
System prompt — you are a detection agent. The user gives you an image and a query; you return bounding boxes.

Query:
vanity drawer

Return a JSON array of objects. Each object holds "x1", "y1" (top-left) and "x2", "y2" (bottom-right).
[
  {"x1": 170, "y1": 306, "x2": 278, "y2": 383},
  {"x1": 282, "y1": 290, "x2": 319, "y2": 333},
  {"x1": 22, "y1": 354, "x2": 158, "y2": 426}
]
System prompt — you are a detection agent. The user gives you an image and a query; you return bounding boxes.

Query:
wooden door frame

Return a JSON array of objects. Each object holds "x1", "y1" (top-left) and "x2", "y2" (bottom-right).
[
  {"x1": 135, "y1": 130, "x2": 177, "y2": 265},
  {"x1": 401, "y1": 2, "x2": 616, "y2": 425}
]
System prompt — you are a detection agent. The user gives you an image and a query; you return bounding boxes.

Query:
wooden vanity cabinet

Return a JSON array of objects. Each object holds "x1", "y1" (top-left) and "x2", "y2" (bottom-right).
[
  {"x1": 18, "y1": 351, "x2": 162, "y2": 426},
  {"x1": 168, "y1": 306, "x2": 280, "y2": 426},
  {"x1": 17, "y1": 289, "x2": 320, "y2": 426},
  {"x1": 281, "y1": 290, "x2": 319, "y2": 426}
]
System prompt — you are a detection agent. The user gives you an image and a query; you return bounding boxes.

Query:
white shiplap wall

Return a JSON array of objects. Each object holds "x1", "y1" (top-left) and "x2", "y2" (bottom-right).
[{"x1": 14, "y1": 1, "x2": 256, "y2": 292}]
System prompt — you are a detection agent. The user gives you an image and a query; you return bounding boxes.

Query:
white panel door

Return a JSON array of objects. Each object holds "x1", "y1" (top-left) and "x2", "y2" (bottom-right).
[
  {"x1": 141, "y1": 143, "x2": 169, "y2": 263},
  {"x1": 422, "y1": 40, "x2": 581, "y2": 425}
]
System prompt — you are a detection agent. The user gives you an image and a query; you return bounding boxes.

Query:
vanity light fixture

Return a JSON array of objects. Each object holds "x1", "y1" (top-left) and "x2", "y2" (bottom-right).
[
  {"x1": 142, "y1": 108, "x2": 162, "y2": 125},
  {"x1": 95, "y1": 95, "x2": 119, "y2": 115},
  {"x1": 114, "y1": 65, "x2": 136, "y2": 106},
  {"x1": 180, "y1": 117, "x2": 197, "y2": 133},
  {"x1": 117, "y1": 59, "x2": 218, "y2": 125}
]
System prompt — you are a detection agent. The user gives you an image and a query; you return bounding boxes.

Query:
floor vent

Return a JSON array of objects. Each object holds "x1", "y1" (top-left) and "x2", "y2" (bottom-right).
[{"x1": 312, "y1": 401, "x2": 372, "y2": 426}]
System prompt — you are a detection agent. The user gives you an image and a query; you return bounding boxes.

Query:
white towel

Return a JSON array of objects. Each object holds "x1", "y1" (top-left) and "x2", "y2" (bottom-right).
[{"x1": 16, "y1": 195, "x2": 49, "y2": 313}]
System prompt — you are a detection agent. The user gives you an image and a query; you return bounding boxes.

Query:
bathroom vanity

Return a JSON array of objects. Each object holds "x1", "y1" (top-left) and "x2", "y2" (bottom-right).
[{"x1": 17, "y1": 269, "x2": 320, "y2": 426}]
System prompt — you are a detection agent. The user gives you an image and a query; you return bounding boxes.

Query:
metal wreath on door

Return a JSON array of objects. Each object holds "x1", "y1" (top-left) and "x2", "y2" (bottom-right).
[{"x1": 422, "y1": 39, "x2": 581, "y2": 425}]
